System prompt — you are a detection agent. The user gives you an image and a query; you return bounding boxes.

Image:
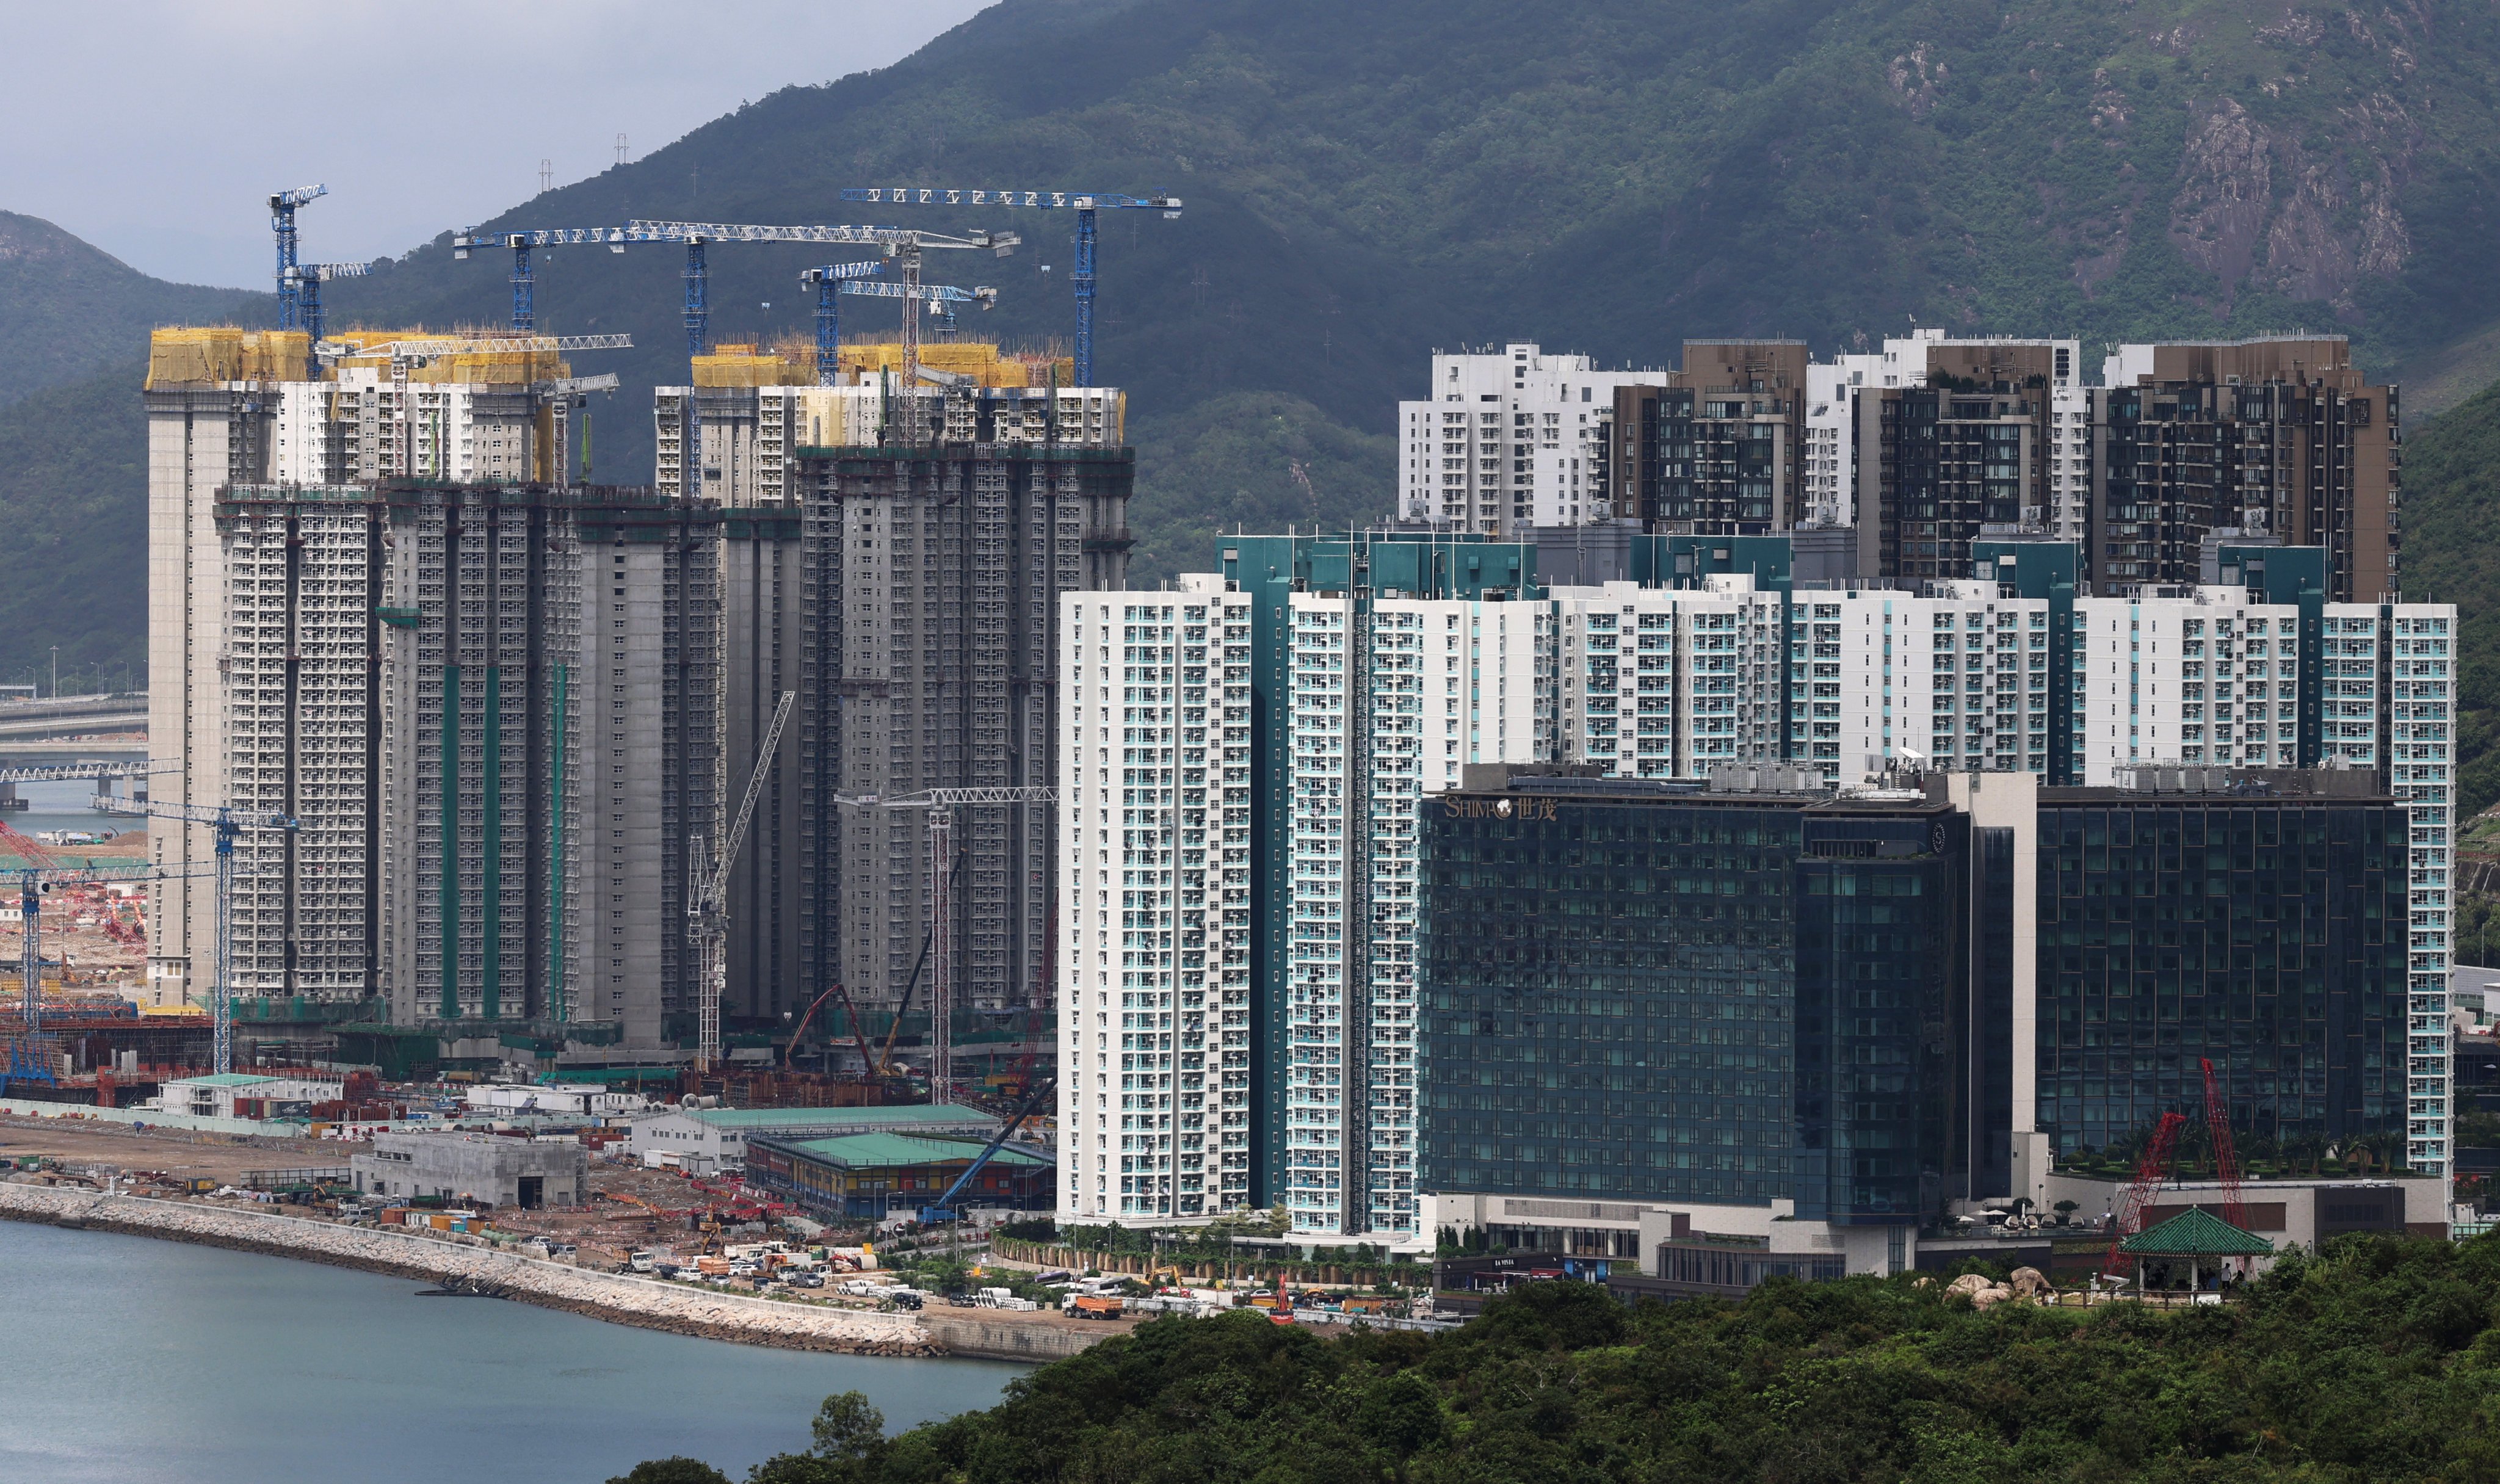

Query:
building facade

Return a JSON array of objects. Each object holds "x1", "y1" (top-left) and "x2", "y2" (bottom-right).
[
  {"x1": 1054, "y1": 582, "x2": 1256, "y2": 1222},
  {"x1": 1415, "y1": 769, "x2": 2020, "y2": 1271},
  {"x1": 373, "y1": 482, "x2": 722, "y2": 1045},
  {"x1": 653, "y1": 350, "x2": 1135, "y2": 1036},
  {"x1": 2097, "y1": 338, "x2": 2397, "y2": 601},
  {"x1": 217, "y1": 486, "x2": 383, "y2": 1001},
  {"x1": 1397, "y1": 344, "x2": 1661, "y2": 535},
  {"x1": 143, "y1": 327, "x2": 595, "y2": 1010},
  {"x1": 2031, "y1": 773, "x2": 2413, "y2": 1162}
]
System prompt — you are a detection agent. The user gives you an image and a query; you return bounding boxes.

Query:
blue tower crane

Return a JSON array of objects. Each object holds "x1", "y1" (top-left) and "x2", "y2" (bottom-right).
[
  {"x1": 95, "y1": 800, "x2": 297, "y2": 1075},
  {"x1": 801, "y1": 265, "x2": 998, "y2": 386},
  {"x1": 838, "y1": 187, "x2": 1182, "y2": 386},
  {"x1": 269, "y1": 184, "x2": 328, "y2": 331},
  {"x1": 453, "y1": 222, "x2": 1016, "y2": 366},
  {"x1": 451, "y1": 226, "x2": 634, "y2": 336},
  {"x1": 283, "y1": 261, "x2": 369, "y2": 349}
]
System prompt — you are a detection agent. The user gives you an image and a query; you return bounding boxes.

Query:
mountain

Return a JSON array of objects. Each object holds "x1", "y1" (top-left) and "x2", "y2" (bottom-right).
[
  {"x1": 0, "y1": 211, "x2": 261, "y2": 407},
  {"x1": 306, "y1": 0, "x2": 2500, "y2": 574},
  {"x1": 24, "y1": 0, "x2": 2500, "y2": 681},
  {"x1": 0, "y1": 360, "x2": 150, "y2": 690},
  {"x1": 2388, "y1": 374, "x2": 2500, "y2": 816}
]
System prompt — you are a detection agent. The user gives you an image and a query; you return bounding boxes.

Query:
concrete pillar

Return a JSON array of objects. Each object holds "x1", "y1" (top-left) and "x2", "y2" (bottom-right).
[{"x1": 0, "y1": 782, "x2": 20, "y2": 811}]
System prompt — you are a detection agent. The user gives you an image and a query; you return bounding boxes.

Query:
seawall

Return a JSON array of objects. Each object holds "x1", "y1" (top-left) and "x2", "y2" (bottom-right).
[{"x1": 0, "y1": 1182, "x2": 1118, "y2": 1361}]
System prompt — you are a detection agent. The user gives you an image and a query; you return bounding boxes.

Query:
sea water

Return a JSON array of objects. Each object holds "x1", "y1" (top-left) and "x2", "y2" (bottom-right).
[{"x1": 0, "y1": 1221, "x2": 1023, "y2": 1483}]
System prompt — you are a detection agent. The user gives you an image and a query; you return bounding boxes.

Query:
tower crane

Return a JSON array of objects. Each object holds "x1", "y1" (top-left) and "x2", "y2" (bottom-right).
[
  {"x1": 448, "y1": 226, "x2": 636, "y2": 334},
  {"x1": 688, "y1": 691, "x2": 795, "y2": 1072},
  {"x1": 451, "y1": 221, "x2": 1016, "y2": 364},
  {"x1": 282, "y1": 261, "x2": 368, "y2": 350},
  {"x1": 95, "y1": 799, "x2": 298, "y2": 1074},
  {"x1": 269, "y1": 184, "x2": 327, "y2": 332},
  {"x1": 801, "y1": 266, "x2": 998, "y2": 386},
  {"x1": 8, "y1": 850, "x2": 217, "y2": 1037},
  {"x1": 833, "y1": 786, "x2": 1055, "y2": 1104},
  {"x1": 838, "y1": 187, "x2": 1183, "y2": 386},
  {"x1": 622, "y1": 221, "x2": 1018, "y2": 399}
]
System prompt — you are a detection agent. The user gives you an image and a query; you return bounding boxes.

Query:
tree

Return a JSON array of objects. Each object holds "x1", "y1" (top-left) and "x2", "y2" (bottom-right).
[
  {"x1": 606, "y1": 1459, "x2": 728, "y2": 1484},
  {"x1": 809, "y1": 1392, "x2": 886, "y2": 1464}
]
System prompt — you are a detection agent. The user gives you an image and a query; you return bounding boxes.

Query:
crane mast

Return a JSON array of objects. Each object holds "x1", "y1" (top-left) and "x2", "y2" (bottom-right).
[
  {"x1": 834, "y1": 786, "x2": 1056, "y2": 1102},
  {"x1": 690, "y1": 690, "x2": 795, "y2": 1072},
  {"x1": 93, "y1": 800, "x2": 297, "y2": 1074},
  {"x1": 838, "y1": 186, "x2": 1182, "y2": 386},
  {"x1": 2101, "y1": 1110, "x2": 2189, "y2": 1281}
]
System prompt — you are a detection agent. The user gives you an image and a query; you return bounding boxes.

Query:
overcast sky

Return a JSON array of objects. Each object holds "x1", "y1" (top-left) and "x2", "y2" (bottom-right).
[{"x1": 0, "y1": 0, "x2": 991, "y2": 289}]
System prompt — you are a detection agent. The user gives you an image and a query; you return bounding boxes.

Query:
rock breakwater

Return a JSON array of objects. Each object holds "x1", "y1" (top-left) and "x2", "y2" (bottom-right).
[{"x1": 0, "y1": 1181, "x2": 935, "y2": 1356}]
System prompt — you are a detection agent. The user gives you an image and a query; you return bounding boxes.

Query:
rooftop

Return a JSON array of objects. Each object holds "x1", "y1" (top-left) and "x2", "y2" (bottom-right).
[
  {"x1": 2120, "y1": 1206, "x2": 2275, "y2": 1258},
  {"x1": 659, "y1": 1104, "x2": 997, "y2": 1132},
  {"x1": 778, "y1": 1132, "x2": 1049, "y2": 1170},
  {"x1": 165, "y1": 1073, "x2": 281, "y2": 1088}
]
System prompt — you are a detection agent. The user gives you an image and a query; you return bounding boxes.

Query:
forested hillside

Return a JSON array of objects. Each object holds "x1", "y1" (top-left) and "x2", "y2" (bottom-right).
[
  {"x1": 18, "y1": 0, "x2": 2500, "y2": 679},
  {"x1": 0, "y1": 212, "x2": 258, "y2": 407},
  {"x1": 2395, "y1": 377, "x2": 2500, "y2": 819},
  {"x1": 628, "y1": 1237, "x2": 2500, "y2": 1483},
  {"x1": 305, "y1": 0, "x2": 2500, "y2": 579}
]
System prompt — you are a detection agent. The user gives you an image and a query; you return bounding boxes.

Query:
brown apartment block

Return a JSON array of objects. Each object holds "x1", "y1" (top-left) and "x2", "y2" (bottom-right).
[
  {"x1": 1609, "y1": 340, "x2": 1808, "y2": 533},
  {"x1": 1853, "y1": 341, "x2": 2057, "y2": 587},
  {"x1": 2096, "y1": 337, "x2": 2396, "y2": 602}
]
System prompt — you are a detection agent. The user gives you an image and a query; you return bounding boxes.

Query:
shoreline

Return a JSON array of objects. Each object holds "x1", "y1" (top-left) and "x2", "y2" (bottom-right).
[{"x1": 0, "y1": 1182, "x2": 1092, "y2": 1362}]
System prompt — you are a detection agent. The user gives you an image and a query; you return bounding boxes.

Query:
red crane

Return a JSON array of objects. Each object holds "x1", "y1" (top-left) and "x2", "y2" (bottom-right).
[
  {"x1": 2199, "y1": 1057, "x2": 2247, "y2": 1230},
  {"x1": 2102, "y1": 1110, "x2": 2189, "y2": 1279},
  {"x1": 0, "y1": 820, "x2": 68, "y2": 874}
]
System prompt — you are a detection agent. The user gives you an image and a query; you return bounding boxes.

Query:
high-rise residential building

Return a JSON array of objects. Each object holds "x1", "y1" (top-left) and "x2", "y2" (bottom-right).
[
  {"x1": 373, "y1": 482, "x2": 722, "y2": 1043},
  {"x1": 1397, "y1": 344, "x2": 1662, "y2": 535},
  {"x1": 1803, "y1": 333, "x2": 2081, "y2": 535},
  {"x1": 1054, "y1": 579, "x2": 1255, "y2": 1222},
  {"x1": 1076, "y1": 528, "x2": 2455, "y2": 1236},
  {"x1": 1607, "y1": 341, "x2": 1811, "y2": 534},
  {"x1": 217, "y1": 485, "x2": 383, "y2": 1000},
  {"x1": 2094, "y1": 337, "x2": 2397, "y2": 601},
  {"x1": 1852, "y1": 341, "x2": 2061, "y2": 586},
  {"x1": 650, "y1": 344, "x2": 1132, "y2": 1039},
  {"x1": 143, "y1": 328, "x2": 585, "y2": 1010}
]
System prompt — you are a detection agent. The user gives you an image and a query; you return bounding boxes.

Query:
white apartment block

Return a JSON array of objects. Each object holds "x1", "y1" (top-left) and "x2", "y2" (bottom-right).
[
  {"x1": 219, "y1": 488, "x2": 380, "y2": 997},
  {"x1": 1055, "y1": 582, "x2": 1255, "y2": 1223},
  {"x1": 1549, "y1": 579, "x2": 1784, "y2": 777},
  {"x1": 1397, "y1": 344, "x2": 1659, "y2": 535},
  {"x1": 144, "y1": 328, "x2": 576, "y2": 1009},
  {"x1": 1278, "y1": 593, "x2": 1553, "y2": 1235}
]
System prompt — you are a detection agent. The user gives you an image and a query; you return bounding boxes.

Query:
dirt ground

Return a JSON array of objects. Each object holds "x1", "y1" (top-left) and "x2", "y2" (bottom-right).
[
  {"x1": 0, "y1": 1115, "x2": 339, "y2": 1183},
  {"x1": 0, "y1": 833, "x2": 154, "y2": 991}
]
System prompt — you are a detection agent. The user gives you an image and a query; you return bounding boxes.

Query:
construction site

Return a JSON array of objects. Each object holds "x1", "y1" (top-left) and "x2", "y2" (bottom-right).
[{"x1": 0, "y1": 183, "x2": 1194, "y2": 1239}]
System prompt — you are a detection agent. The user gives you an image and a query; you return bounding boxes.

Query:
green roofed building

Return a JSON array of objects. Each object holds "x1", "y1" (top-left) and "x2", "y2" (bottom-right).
[
  {"x1": 746, "y1": 1131, "x2": 1053, "y2": 1219},
  {"x1": 626, "y1": 1102, "x2": 997, "y2": 1175}
]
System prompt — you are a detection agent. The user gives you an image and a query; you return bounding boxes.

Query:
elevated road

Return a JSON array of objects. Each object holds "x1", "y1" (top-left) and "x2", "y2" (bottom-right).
[{"x1": 0, "y1": 740, "x2": 150, "y2": 765}]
